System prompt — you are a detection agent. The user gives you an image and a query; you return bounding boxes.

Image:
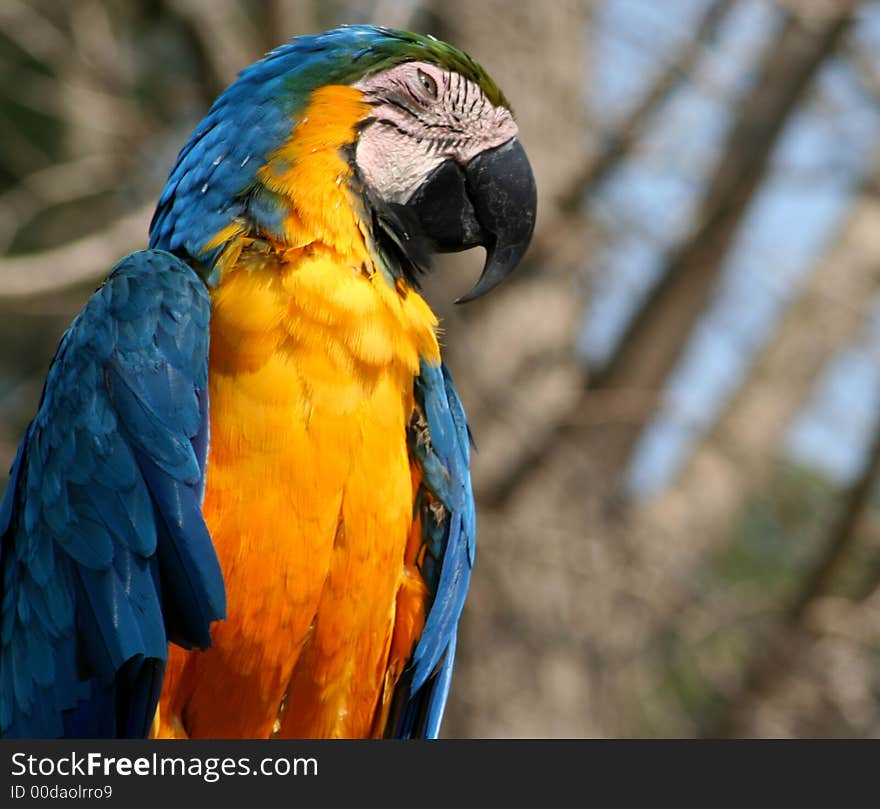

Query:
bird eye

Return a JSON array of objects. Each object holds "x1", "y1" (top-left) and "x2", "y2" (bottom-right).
[{"x1": 416, "y1": 68, "x2": 438, "y2": 99}]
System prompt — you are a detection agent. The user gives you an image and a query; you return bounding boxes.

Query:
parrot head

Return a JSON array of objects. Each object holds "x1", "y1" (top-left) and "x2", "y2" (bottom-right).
[
  {"x1": 150, "y1": 25, "x2": 537, "y2": 302},
  {"x1": 350, "y1": 39, "x2": 537, "y2": 302}
]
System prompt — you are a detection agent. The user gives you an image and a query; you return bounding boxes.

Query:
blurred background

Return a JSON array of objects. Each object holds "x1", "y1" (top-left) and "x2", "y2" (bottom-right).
[{"x1": 2, "y1": 0, "x2": 880, "y2": 738}]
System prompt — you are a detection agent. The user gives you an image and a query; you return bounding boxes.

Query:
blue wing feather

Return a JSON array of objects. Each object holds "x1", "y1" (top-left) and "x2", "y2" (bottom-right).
[
  {"x1": 390, "y1": 360, "x2": 476, "y2": 739},
  {"x1": 422, "y1": 633, "x2": 456, "y2": 740},
  {"x1": 0, "y1": 249, "x2": 224, "y2": 738}
]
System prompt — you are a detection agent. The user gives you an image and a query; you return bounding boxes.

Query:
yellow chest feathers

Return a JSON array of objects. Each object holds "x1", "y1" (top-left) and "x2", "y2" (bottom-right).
[{"x1": 208, "y1": 244, "x2": 440, "y2": 420}]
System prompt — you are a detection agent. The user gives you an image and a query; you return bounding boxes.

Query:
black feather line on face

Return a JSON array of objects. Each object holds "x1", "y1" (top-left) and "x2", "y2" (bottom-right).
[
  {"x1": 366, "y1": 187, "x2": 433, "y2": 289},
  {"x1": 376, "y1": 95, "x2": 422, "y2": 120},
  {"x1": 345, "y1": 146, "x2": 432, "y2": 290}
]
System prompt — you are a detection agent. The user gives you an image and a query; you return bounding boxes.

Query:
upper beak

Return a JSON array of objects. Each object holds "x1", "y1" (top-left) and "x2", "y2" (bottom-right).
[
  {"x1": 456, "y1": 138, "x2": 537, "y2": 303},
  {"x1": 402, "y1": 137, "x2": 537, "y2": 303}
]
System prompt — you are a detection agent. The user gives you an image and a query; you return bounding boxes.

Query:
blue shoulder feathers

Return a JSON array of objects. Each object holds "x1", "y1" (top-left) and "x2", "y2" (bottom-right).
[
  {"x1": 0, "y1": 250, "x2": 224, "y2": 739},
  {"x1": 390, "y1": 360, "x2": 476, "y2": 739}
]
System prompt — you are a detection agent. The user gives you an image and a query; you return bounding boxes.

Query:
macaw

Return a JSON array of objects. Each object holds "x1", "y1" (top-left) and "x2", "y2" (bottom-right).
[{"x1": 0, "y1": 25, "x2": 536, "y2": 739}]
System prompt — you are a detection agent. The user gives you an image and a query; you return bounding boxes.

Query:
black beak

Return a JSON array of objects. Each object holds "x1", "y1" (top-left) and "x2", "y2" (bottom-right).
[{"x1": 402, "y1": 137, "x2": 537, "y2": 303}]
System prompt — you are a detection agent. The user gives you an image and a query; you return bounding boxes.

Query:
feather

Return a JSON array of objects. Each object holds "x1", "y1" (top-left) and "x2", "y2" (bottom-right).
[
  {"x1": 389, "y1": 359, "x2": 476, "y2": 738},
  {"x1": 0, "y1": 249, "x2": 224, "y2": 738}
]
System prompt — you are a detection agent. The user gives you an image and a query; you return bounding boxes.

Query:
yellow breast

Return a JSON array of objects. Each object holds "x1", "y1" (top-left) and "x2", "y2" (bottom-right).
[
  {"x1": 156, "y1": 82, "x2": 441, "y2": 739},
  {"x1": 156, "y1": 235, "x2": 441, "y2": 738}
]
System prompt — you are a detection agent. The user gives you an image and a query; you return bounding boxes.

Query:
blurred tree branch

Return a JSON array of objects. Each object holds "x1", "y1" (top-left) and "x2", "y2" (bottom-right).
[
  {"x1": 0, "y1": 154, "x2": 121, "y2": 252},
  {"x1": 500, "y1": 0, "x2": 734, "y2": 290},
  {"x1": 0, "y1": 0, "x2": 69, "y2": 69},
  {"x1": 561, "y1": 0, "x2": 731, "y2": 212},
  {"x1": 0, "y1": 205, "x2": 152, "y2": 299},
  {"x1": 481, "y1": 0, "x2": 860, "y2": 507},
  {"x1": 587, "y1": 0, "x2": 857, "y2": 425},
  {"x1": 161, "y1": 0, "x2": 264, "y2": 93},
  {"x1": 701, "y1": 386, "x2": 880, "y2": 738},
  {"x1": 636, "y1": 178, "x2": 880, "y2": 593}
]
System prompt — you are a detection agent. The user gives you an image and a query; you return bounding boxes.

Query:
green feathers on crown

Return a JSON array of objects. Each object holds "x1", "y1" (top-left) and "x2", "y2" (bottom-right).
[
  {"x1": 275, "y1": 26, "x2": 509, "y2": 110},
  {"x1": 354, "y1": 27, "x2": 509, "y2": 109}
]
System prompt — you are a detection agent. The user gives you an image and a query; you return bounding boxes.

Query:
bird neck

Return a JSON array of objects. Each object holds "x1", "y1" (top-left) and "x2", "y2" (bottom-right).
[{"x1": 206, "y1": 85, "x2": 378, "y2": 283}]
